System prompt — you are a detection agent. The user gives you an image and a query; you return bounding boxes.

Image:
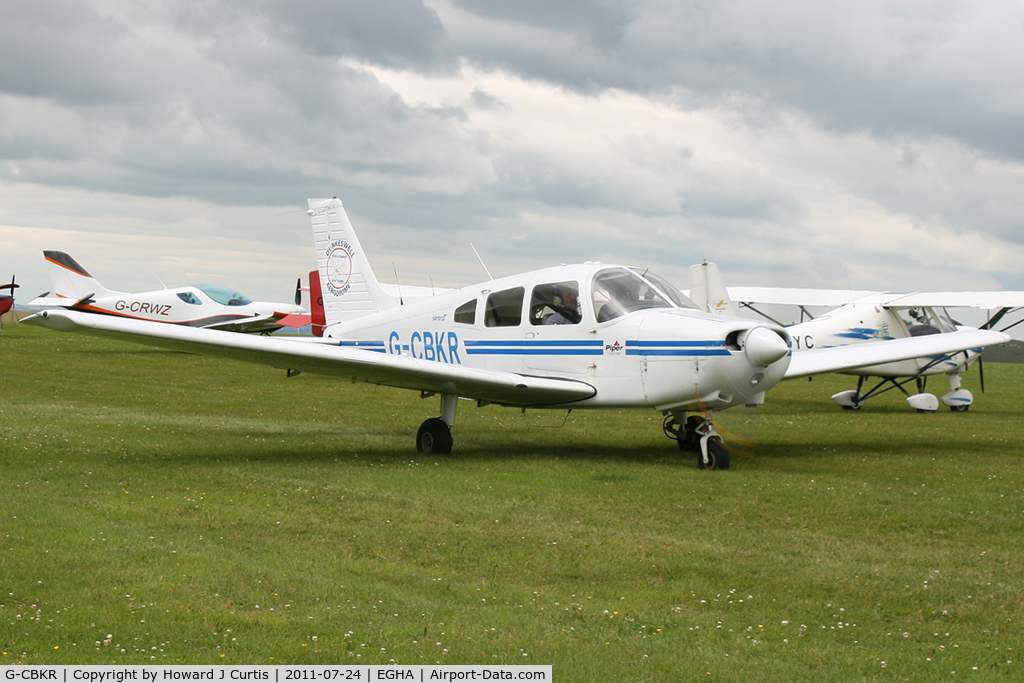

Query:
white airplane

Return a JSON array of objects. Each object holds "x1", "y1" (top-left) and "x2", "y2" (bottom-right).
[
  {"x1": 688, "y1": 260, "x2": 1024, "y2": 412},
  {"x1": 29, "y1": 250, "x2": 306, "y2": 334},
  {"x1": 22, "y1": 199, "x2": 1011, "y2": 468}
]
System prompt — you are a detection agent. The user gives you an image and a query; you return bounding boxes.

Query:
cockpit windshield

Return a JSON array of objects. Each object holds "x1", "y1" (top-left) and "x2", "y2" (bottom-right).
[
  {"x1": 592, "y1": 267, "x2": 697, "y2": 322},
  {"x1": 195, "y1": 284, "x2": 253, "y2": 307},
  {"x1": 901, "y1": 307, "x2": 957, "y2": 336},
  {"x1": 629, "y1": 268, "x2": 700, "y2": 310}
]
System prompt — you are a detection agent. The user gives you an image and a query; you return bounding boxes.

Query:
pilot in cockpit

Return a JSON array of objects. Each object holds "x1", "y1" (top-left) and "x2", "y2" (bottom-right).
[{"x1": 545, "y1": 284, "x2": 581, "y2": 325}]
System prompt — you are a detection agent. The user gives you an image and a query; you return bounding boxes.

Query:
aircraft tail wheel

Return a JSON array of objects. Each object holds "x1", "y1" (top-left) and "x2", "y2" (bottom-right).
[
  {"x1": 416, "y1": 418, "x2": 453, "y2": 454},
  {"x1": 698, "y1": 436, "x2": 730, "y2": 470}
]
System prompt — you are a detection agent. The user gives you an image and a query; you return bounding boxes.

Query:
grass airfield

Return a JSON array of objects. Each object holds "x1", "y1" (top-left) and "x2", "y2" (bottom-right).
[{"x1": 2, "y1": 321, "x2": 1022, "y2": 680}]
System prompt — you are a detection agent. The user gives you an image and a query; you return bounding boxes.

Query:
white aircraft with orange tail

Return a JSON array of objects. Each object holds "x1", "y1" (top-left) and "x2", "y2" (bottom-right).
[
  {"x1": 687, "y1": 260, "x2": 1024, "y2": 413},
  {"x1": 29, "y1": 250, "x2": 305, "y2": 334},
  {"x1": 23, "y1": 198, "x2": 1011, "y2": 468}
]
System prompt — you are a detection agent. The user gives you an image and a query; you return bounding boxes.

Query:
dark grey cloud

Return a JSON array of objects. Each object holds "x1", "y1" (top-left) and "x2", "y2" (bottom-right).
[
  {"x1": 445, "y1": 1, "x2": 1024, "y2": 161},
  {"x1": 450, "y1": 0, "x2": 634, "y2": 48},
  {"x1": 176, "y1": 0, "x2": 455, "y2": 72},
  {"x1": 0, "y1": 0, "x2": 482, "y2": 208}
]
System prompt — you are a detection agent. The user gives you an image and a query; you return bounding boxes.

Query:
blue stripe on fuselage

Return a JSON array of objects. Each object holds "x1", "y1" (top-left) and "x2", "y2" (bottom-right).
[
  {"x1": 626, "y1": 340, "x2": 730, "y2": 357},
  {"x1": 464, "y1": 339, "x2": 604, "y2": 356}
]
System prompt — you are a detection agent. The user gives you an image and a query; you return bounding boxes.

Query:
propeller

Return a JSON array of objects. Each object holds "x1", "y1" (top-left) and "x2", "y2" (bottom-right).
[
  {"x1": 978, "y1": 356, "x2": 986, "y2": 393},
  {"x1": 294, "y1": 275, "x2": 302, "y2": 306}
]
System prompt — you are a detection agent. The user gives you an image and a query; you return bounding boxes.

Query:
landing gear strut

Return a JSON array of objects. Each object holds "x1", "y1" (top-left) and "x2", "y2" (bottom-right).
[
  {"x1": 832, "y1": 372, "x2": 973, "y2": 413},
  {"x1": 416, "y1": 392, "x2": 458, "y2": 454},
  {"x1": 664, "y1": 412, "x2": 730, "y2": 470}
]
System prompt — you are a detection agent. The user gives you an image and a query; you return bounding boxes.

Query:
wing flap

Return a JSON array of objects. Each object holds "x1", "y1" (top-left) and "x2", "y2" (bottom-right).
[
  {"x1": 22, "y1": 309, "x2": 596, "y2": 406},
  {"x1": 784, "y1": 329, "x2": 1010, "y2": 379}
]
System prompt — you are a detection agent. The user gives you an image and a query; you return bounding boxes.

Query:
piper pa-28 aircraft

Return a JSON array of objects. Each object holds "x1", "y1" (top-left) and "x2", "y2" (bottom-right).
[
  {"x1": 29, "y1": 251, "x2": 305, "y2": 333},
  {"x1": 23, "y1": 199, "x2": 1012, "y2": 469},
  {"x1": 688, "y1": 260, "x2": 1024, "y2": 413}
]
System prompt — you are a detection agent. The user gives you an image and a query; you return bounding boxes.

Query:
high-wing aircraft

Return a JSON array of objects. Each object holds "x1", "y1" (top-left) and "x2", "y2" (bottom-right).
[
  {"x1": 28, "y1": 251, "x2": 306, "y2": 334},
  {"x1": 687, "y1": 260, "x2": 1024, "y2": 412},
  {"x1": 0, "y1": 276, "x2": 18, "y2": 323},
  {"x1": 23, "y1": 199, "x2": 1011, "y2": 469}
]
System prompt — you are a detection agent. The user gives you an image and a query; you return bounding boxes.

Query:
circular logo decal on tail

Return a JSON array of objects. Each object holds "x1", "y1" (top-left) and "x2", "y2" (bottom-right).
[{"x1": 325, "y1": 240, "x2": 355, "y2": 296}]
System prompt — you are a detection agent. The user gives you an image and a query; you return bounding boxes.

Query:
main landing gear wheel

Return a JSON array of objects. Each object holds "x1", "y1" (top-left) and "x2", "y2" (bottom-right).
[{"x1": 416, "y1": 418, "x2": 453, "y2": 454}]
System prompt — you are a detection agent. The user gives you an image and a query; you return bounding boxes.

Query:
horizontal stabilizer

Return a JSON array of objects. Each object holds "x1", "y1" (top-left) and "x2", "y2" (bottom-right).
[{"x1": 276, "y1": 313, "x2": 313, "y2": 328}]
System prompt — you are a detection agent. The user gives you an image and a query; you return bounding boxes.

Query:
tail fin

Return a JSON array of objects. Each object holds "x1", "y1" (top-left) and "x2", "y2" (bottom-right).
[
  {"x1": 307, "y1": 198, "x2": 399, "y2": 327},
  {"x1": 43, "y1": 251, "x2": 125, "y2": 301},
  {"x1": 689, "y1": 260, "x2": 738, "y2": 316}
]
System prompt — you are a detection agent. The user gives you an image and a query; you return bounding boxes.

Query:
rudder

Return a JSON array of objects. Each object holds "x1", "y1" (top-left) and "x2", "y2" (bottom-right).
[{"x1": 690, "y1": 259, "x2": 738, "y2": 316}]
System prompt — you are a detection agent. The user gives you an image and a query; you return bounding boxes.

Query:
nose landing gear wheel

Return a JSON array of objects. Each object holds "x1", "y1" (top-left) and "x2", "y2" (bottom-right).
[
  {"x1": 416, "y1": 418, "x2": 453, "y2": 454},
  {"x1": 699, "y1": 438, "x2": 731, "y2": 470}
]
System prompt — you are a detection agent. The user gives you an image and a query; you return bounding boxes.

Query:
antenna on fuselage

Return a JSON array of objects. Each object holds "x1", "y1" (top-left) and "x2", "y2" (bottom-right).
[
  {"x1": 471, "y1": 243, "x2": 494, "y2": 281},
  {"x1": 391, "y1": 263, "x2": 405, "y2": 305},
  {"x1": 151, "y1": 271, "x2": 168, "y2": 290}
]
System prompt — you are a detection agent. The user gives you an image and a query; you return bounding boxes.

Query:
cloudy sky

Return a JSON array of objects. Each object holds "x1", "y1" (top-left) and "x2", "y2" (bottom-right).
[{"x1": 3, "y1": 0, "x2": 1024, "y2": 319}]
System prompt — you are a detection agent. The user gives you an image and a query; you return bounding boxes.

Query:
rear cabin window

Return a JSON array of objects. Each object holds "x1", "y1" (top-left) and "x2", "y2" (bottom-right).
[
  {"x1": 454, "y1": 299, "x2": 476, "y2": 325},
  {"x1": 484, "y1": 287, "x2": 525, "y2": 327}
]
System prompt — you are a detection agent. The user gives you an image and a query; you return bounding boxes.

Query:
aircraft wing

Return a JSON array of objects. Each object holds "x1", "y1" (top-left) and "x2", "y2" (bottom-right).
[
  {"x1": 21, "y1": 309, "x2": 596, "y2": 407},
  {"x1": 784, "y1": 329, "x2": 1010, "y2": 379},
  {"x1": 727, "y1": 287, "x2": 1024, "y2": 310},
  {"x1": 878, "y1": 292, "x2": 1024, "y2": 310},
  {"x1": 725, "y1": 286, "x2": 881, "y2": 307}
]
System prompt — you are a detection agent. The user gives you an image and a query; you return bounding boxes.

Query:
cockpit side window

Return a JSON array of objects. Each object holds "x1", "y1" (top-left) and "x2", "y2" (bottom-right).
[
  {"x1": 530, "y1": 281, "x2": 581, "y2": 325},
  {"x1": 484, "y1": 287, "x2": 525, "y2": 327},
  {"x1": 592, "y1": 268, "x2": 672, "y2": 322},
  {"x1": 454, "y1": 299, "x2": 477, "y2": 325},
  {"x1": 176, "y1": 292, "x2": 201, "y2": 305}
]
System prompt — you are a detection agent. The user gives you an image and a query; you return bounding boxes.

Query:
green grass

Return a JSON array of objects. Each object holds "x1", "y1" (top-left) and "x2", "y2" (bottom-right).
[{"x1": 1, "y1": 322, "x2": 1022, "y2": 680}]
